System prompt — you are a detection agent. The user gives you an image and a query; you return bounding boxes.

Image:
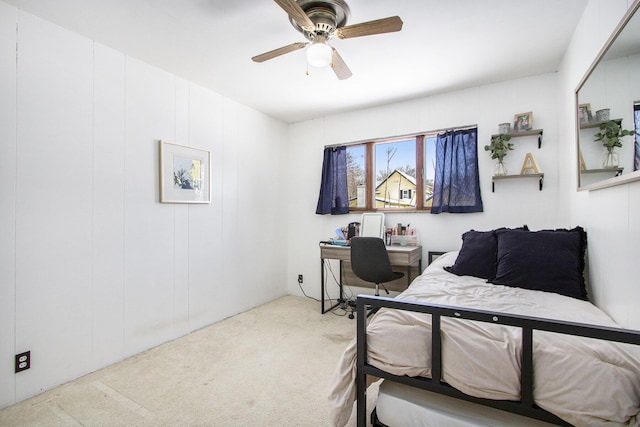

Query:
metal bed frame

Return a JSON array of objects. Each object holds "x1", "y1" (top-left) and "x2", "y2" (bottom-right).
[{"x1": 356, "y1": 295, "x2": 640, "y2": 427}]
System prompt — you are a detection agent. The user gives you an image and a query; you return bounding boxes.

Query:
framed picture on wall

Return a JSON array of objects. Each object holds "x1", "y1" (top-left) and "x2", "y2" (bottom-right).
[
  {"x1": 513, "y1": 111, "x2": 533, "y2": 131},
  {"x1": 159, "y1": 140, "x2": 211, "y2": 203},
  {"x1": 578, "y1": 103, "x2": 592, "y2": 123}
]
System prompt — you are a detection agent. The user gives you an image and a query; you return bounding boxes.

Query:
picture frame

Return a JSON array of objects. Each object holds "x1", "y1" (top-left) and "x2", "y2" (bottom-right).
[
  {"x1": 578, "y1": 103, "x2": 592, "y2": 123},
  {"x1": 159, "y1": 140, "x2": 211, "y2": 203},
  {"x1": 513, "y1": 111, "x2": 533, "y2": 132}
]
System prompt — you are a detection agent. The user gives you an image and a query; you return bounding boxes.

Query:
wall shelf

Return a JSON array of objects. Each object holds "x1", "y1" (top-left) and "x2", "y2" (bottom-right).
[
  {"x1": 492, "y1": 173, "x2": 544, "y2": 192},
  {"x1": 491, "y1": 129, "x2": 543, "y2": 148},
  {"x1": 579, "y1": 118, "x2": 621, "y2": 130},
  {"x1": 581, "y1": 167, "x2": 623, "y2": 177}
]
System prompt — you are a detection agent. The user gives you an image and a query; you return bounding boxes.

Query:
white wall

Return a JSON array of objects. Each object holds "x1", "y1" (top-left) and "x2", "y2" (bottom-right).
[
  {"x1": 0, "y1": 4, "x2": 288, "y2": 408},
  {"x1": 286, "y1": 73, "x2": 574, "y2": 303},
  {"x1": 559, "y1": 0, "x2": 640, "y2": 329},
  {"x1": 0, "y1": 1, "x2": 18, "y2": 409}
]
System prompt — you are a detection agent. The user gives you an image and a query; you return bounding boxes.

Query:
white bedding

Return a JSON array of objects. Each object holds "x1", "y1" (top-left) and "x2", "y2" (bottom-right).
[
  {"x1": 376, "y1": 380, "x2": 555, "y2": 426},
  {"x1": 328, "y1": 252, "x2": 640, "y2": 427}
]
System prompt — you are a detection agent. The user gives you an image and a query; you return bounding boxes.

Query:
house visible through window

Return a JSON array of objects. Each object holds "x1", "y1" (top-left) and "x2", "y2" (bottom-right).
[
  {"x1": 345, "y1": 133, "x2": 438, "y2": 211},
  {"x1": 401, "y1": 189, "x2": 412, "y2": 199}
]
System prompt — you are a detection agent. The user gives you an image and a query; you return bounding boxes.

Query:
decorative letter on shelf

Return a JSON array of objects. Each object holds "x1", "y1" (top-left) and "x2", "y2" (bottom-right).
[{"x1": 520, "y1": 152, "x2": 540, "y2": 175}]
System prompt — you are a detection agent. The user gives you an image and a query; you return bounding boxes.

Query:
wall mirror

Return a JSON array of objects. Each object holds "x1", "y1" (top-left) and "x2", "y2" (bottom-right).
[
  {"x1": 359, "y1": 213, "x2": 385, "y2": 239},
  {"x1": 576, "y1": 0, "x2": 640, "y2": 190}
]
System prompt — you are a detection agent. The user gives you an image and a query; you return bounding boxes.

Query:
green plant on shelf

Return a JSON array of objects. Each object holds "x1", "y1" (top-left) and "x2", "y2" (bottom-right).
[
  {"x1": 484, "y1": 134, "x2": 513, "y2": 161},
  {"x1": 593, "y1": 120, "x2": 634, "y2": 152}
]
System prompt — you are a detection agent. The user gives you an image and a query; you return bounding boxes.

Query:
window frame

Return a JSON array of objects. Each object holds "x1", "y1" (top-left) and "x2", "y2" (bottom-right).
[{"x1": 345, "y1": 132, "x2": 432, "y2": 213}]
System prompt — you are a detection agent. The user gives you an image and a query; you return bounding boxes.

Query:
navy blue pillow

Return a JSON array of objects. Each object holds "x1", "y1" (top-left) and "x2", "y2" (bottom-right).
[
  {"x1": 445, "y1": 230, "x2": 497, "y2": 279},
  {"x1": 490, "y1": 227, "x2": 587, "y2": 300},
  {"x1": 445, "y1": 226, "x2": 528, "y2": 280}
]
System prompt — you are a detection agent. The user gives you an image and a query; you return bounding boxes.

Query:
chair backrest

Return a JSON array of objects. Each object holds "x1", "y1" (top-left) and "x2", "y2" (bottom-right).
[{"x1": 350, "y1": 237, "x2": 396, "y2": 284}]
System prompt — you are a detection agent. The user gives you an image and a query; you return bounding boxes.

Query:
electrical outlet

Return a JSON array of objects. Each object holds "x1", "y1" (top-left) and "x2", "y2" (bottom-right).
[
  {"x1": 298, "y1": 274, "x2": 303, "y2": 284},
  {"x1": 15, "y1": 351, "x2": 30, "y2": 373}
]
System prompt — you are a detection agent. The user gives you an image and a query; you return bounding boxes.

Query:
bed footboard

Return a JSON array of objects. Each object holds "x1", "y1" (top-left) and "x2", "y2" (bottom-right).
[{"x1": 355, "y1": 295, "x2": 640, "y2": 427}]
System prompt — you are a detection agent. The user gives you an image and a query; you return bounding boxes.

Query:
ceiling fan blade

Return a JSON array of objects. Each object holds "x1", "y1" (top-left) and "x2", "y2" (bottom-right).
[
  {"x1": 273, "y1": 0, "x2": 315, "y2": 32},
  {"x1": 252, "y1": 42, "x2": 308, "y2": 63},
  {"x1": 336, "y1": 16, "x2": 403, "y2": 39},
  {"x1": 331, "y1": 48, "x2": 352, "y2": 80}
]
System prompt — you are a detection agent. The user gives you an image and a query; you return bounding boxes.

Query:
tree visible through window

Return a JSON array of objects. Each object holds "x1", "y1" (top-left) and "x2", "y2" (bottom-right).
[
  {"x1": 345, "y1": 133, "x2": 437, "y2": 211},
  {"x1": 346, "y1": 145, "x2": 366, "y2": 207}
]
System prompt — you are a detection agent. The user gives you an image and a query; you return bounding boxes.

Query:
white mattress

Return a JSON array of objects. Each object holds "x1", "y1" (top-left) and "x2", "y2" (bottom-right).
[{"x1": 376, "y1": 380, "x2": 555, "y2": 427}]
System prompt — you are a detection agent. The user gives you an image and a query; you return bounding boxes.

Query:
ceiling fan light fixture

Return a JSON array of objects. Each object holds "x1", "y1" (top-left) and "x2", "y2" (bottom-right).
[{"x1": 306, "y1": 41, "x2": 333, "y2": 67}]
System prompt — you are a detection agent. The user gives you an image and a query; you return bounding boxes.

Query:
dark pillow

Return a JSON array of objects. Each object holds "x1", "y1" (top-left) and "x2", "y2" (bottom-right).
[
  {"x1": 489, "y1": 227, "x2": 587, "y2": 300},
  {"x1": 445, "y1": 230, "x2": 497, "y2": 279},
  {"x1": 445, "y1": 226, "x2": 528, "y2": 280}
]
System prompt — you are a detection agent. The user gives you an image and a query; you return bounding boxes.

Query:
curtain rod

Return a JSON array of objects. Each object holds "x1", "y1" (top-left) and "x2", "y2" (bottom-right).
[{"x1": 324, "y1": 124, "x2": 478, "y2": 148}]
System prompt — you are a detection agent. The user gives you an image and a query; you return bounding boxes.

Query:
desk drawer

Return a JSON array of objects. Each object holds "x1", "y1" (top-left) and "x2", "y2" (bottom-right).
[{"x1": 388, "y1": 251, "x2": 420, "y2": 266}]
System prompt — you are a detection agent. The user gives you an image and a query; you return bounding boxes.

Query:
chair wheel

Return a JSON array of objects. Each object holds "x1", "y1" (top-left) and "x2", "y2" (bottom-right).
[{"x1": 348, "y1": 313, "x2": 354, "y2": 319}]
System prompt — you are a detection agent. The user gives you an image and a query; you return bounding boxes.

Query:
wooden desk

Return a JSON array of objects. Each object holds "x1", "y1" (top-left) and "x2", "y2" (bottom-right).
[{"x1": 319, "y1": 243, "x2": 422, "y2": 314}]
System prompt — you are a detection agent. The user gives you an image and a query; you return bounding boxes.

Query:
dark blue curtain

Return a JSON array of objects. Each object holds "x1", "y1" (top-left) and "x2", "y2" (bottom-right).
[
  {"x1": 634, "y1": 104, "x2": 639, "y2": 171},
  {"x1": 316, "y1": 146, "x2": 349, "y2": 215},
  {"x1": 431, "y1": 127, "x2": 483, "y2": 214}
]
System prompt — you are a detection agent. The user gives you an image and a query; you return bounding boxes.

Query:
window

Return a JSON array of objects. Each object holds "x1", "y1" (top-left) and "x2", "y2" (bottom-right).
[
  {"x1": 635, "y1": 102, "x2": 640, "y2": 171},
  {"x1": 346, "y1": 144, "x2": 366, "y2": 208},
  {"x1": 346, "y1": 133, "x2": 437, "y2": 211}
]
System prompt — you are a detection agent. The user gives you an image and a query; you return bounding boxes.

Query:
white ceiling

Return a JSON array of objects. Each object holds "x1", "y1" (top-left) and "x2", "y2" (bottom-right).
[{"x1": 4, "y1": 0, "x2": 588, "y2": 124}]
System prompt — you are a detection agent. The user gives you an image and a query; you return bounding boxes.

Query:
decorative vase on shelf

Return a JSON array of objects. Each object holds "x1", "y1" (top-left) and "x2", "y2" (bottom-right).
[
  {"x1": 495, "y1": 160, "x2": 508, "y2": 176},
  {"x1": 596, "y1": 108, "x2": 610, "y2": 122},
  {"x1": 602, "y1": 149, "x2": 619, "y2": 168}
]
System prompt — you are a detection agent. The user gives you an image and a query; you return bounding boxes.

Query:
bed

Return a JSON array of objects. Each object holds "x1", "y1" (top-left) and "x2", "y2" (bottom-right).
[{"x1": 328, "y1": 227, "x2": 640, "y2": 427}]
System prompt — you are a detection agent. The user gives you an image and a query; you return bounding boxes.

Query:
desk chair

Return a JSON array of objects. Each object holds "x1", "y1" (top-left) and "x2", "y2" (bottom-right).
[{"x1": 350, "y1": 237, "x2": 405, "y2": 317}]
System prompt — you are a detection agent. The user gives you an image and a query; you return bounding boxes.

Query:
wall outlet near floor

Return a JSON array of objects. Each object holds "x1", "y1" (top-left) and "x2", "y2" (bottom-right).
[
  {"x1": 298, "y1": 274, "x2": 303, "y2": 284},
  {"x1": 15, "y1": 351, "x2": 30, "y2": 373}
]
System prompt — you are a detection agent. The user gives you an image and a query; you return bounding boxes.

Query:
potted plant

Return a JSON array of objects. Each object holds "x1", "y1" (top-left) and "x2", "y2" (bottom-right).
[
  {"x1": 484, "y1": 134, "x2": 513, "y2": 175},
  {"x1": 594, "y1": 120, "x2": 634, "y2": 168}
]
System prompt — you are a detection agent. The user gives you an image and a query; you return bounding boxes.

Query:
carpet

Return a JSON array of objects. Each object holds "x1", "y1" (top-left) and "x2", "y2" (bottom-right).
[{"x1": 0, "y1": 295, "x2": 377, "y2": 426}]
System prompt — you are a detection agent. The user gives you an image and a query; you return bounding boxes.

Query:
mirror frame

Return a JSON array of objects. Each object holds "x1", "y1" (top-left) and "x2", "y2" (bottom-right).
[
  {"x1": 359, "y1": 213, "x2": 385, "y2": 239},
  {"x1": 575, "y1": 0, "x2": 640, "y2": 191}
]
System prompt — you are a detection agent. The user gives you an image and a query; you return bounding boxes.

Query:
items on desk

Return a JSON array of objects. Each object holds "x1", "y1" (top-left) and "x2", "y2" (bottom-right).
[
  {"x1": 347, "y1": 222, "x2": 360, "y2": 239},
  {"x1": 325, "y1": 221, "x2": 418, "y2": 246},
  {"x1": 325, "y1": 222, "x2": 360, "y2": 246},
  {"x1": 388, "y1": 223, "x2": 418, "y2": 246}
]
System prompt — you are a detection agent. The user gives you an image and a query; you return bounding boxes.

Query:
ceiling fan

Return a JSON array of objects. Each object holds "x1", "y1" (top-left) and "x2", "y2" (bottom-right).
[{"x1": 252, "y1": 0, "x2": 403, "y2": 80}]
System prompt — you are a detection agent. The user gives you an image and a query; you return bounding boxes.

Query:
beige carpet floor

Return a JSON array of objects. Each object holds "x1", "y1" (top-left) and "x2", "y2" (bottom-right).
[{"x1": 0, "y1": 295, "x2": 378, "y2": 426}]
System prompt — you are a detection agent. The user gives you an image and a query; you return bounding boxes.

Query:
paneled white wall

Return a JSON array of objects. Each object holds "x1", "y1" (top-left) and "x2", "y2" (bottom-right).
[
  {"x1": 559, "y1": 0, "x2": 640, "y2": 329},
  {"x1": 0, "y1": 1, "x2": 18, "y2": 409},
  {"x1": 286, "y1": 73, "x2": 568, "y2": 304},
  {"x1": 0, "y1": 4, "x2": 287, "y2": 407},
  {"x1": 15, "y1": 10, "x2": 95, "y2": 399}
]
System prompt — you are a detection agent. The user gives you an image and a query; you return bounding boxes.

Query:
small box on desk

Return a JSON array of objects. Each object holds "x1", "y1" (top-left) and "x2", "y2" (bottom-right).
[{"x1": 389, "y1": 235, "x2": 418, "y2": 246}]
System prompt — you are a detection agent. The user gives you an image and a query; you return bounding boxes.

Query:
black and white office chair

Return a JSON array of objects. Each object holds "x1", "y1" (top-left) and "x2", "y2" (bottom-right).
[{"x1": 350, "y1": 237, "x2": 405, "y2": 317}]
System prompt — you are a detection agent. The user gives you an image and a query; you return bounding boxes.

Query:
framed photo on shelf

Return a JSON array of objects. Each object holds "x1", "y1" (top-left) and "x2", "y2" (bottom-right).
[
  {"x1": 578, "y1": 103, "x2": 592, "y2": 123},
  {"x1": 513, "y1": 111, "x2": 533, "y2": 132},
  {"x1": 159, "y1": 140, "x2": 211, "y2": 203}
]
